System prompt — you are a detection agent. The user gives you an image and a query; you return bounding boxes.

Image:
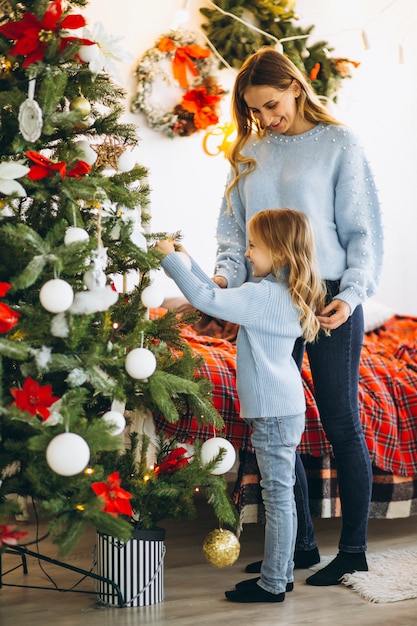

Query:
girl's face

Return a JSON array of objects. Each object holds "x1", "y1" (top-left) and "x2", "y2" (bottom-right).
[
  {"x1": 244, "y1": 83, "x2": 304, "y2": 136},
  {"x1": 245, "y1": 229, "x2": 274, "y2": 277}
]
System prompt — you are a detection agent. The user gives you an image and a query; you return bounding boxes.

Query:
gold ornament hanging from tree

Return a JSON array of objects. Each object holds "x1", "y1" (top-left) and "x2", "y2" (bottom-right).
[
  {"x1": 70, "y1": 95, "x2": 91, "y2": 117},
  {"x1": 0, "y1": 56, "x2": 12, "y2": 79},
  {"x1": 202, "y1": 528, "x2": 240, "y2": 568}
]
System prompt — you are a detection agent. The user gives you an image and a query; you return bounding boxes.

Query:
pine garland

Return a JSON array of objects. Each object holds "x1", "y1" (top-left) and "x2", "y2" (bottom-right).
[{"x1": 200, "y1": 0, "x2": 358, "y2": 99}]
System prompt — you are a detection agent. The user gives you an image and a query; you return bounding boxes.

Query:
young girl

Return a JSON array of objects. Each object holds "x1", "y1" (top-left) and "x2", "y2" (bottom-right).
[{"x1": 156, "y1": 208, "x2": 326, "y2": 603}]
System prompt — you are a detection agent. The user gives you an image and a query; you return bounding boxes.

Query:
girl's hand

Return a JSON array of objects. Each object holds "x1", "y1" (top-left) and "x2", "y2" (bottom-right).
[
  {"x1": 317, "y1": 299, "x2": 351, "y2": 331},
  {"x1": 155, "y1": 240, "x2": 176, "y2": 255}
]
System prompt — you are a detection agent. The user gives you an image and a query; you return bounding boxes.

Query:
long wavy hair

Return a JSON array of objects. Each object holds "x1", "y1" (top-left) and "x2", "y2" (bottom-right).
[
  {"x1": 248, "y1": 208, "x2": 326, "y2": 343},
  {"x1": 226, "y1": 47, "x2": 342, "y2": 210}
]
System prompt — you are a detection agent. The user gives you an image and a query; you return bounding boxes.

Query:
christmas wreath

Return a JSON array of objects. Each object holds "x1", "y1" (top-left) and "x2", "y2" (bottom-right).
[{"x1": 131, "y1": 30, "x2": 225, "y2": 138}]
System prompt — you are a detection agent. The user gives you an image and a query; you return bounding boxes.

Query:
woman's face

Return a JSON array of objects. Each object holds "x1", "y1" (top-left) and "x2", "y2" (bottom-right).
[{"x1": 243, "y1": 83, "x2": 303, "y2": 136}]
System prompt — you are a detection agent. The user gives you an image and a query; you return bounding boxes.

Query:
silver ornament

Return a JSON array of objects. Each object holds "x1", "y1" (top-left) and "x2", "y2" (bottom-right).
[{"x1": 18, "y1": 98, "x2": 43, "y2": 142}]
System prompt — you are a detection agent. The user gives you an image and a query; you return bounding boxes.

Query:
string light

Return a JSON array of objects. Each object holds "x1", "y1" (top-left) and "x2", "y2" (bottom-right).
[
  {"x1": 361, "y1": 30, "x2": 371, "y2": 50},
  {"x1": 398, "y1": 44, "x2": 404, "y2": 64}
]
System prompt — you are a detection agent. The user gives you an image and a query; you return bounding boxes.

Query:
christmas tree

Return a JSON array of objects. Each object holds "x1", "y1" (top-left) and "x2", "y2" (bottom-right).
[{"x1": 0, "y1": 0, "x2": 237, "y2": 557}]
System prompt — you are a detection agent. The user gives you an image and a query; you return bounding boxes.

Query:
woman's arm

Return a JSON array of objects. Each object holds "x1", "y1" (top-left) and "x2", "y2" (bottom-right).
[{"x1": 214, "y1": 178, "x2": 249, "y2": 289}]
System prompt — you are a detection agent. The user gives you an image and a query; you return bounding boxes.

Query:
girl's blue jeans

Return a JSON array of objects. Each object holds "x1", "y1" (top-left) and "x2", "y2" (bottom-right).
[
  {"x1": 293, "y1": 283, "x2": 372, "y2": 553},
  {"x1": 247, "y1": 413, "x2": 305, "y2": 594}
]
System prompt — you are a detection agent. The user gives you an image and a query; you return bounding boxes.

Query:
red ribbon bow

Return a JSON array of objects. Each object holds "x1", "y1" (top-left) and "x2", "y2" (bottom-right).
[
  {"x1": 26, "y1": 151, "x2": 91, "y2": 180},
  {"x1": 158, "y1": 37, "x2": 211, "y2": 88}
]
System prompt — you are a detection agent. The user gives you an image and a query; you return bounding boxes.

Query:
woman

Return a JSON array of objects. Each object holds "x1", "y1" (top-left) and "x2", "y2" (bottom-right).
[{"x1": 213, "y1": 47, "x2": 384, "y2": 586}]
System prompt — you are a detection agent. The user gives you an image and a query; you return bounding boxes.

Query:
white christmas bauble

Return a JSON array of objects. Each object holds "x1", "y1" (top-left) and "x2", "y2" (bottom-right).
[
  {"x1": 75, "y1": 140, "x2": 98, "y2": 165},
  {"x1": 39, "y1": 279, "x2": 74, "y2": 313},
  {"x1": 46, "y1": 432, "x2": 90, "y2": 476},
  {"x1": 132, "y1": 230, "x2": 147, "y2": 251},
  {"x1": 64, "y1": 226, "x2": 89, "y2": 245},
  {"x1": 141, "y1": 285, "x2": 164, "y2": 309},
  {"x1": 201, "y1": 437, "x2": 236, "y2": 475},
  {"x1": 164, "y1": 251, "x2": 192, "y2": 279},
  {"x1": 125, "y1": 347, "x2": 156, "y2": 379},
  {"x1": 78, "y1": 43, "x2": 99, "y2": 64},
  {"x1": 102, "y1": 410, "x2": 126, "y2": 435},
  {"x1": 175, "y1": 251, "x2": 192, "y2": 270},
  {"x1": 117, "y1": 150, "x2": 136, "y2": 172}
]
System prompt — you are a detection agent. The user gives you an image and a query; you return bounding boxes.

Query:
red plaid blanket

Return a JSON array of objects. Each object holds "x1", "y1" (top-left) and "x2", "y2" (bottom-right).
[{"x1": 154, "y1": 314, "x2": 417, "y2": 478}]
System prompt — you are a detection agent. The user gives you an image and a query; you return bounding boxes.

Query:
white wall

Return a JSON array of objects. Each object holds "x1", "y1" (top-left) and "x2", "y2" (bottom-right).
[{"x1": 83, "y1": 0, "x2": 417, "y2": 315}]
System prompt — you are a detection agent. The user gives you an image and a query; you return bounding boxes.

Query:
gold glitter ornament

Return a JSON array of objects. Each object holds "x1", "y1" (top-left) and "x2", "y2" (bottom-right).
[
  {"x1": 202, "y1": 528, "x2": 240, "y2": 568},
  {"x1": 0, "y1": 57, "x2": 12, "y2": 79},
  {"x1": 70, "y1": 95, "x2": 91, "y2": 117}
]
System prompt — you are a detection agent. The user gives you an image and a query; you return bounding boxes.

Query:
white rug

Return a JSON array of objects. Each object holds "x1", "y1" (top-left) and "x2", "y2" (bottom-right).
[{"x1": 313, "y1": 549, "x2": 417, "y2": 603}]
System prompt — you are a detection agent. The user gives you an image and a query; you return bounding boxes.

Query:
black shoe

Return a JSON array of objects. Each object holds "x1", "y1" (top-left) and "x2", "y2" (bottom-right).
[
  {"x1": 306, "y1": 551, "x2": 368, "y2": 587},
  {"x1": 225, "y1": 581, "x2": 286, "y2": 603},
  {"x1": 294, "y1": 546, "x2": 320, "y2": 569},
  {"x1": 244, "y1": 560, "x2": 262, "y2": 574},
  {"x1": 244, "y1": 547, "x2": 320, "y2": 574},
  {"x1": 235, "y1": 577, "x2": 294, "y2": 592}
]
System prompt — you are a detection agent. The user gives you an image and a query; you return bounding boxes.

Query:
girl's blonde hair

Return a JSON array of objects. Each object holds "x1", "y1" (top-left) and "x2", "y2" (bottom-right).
[
  {"x1": 248, "y1": 208, "x2": 326, "y2": 343},
  {"x1": 226, "y1": 47, "x2": 342, "y2": 210}
]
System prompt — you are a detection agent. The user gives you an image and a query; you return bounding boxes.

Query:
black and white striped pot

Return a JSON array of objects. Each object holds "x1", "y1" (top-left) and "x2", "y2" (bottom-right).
[{"x1": 95, "y1": 527, "x2": 166, "y2": 607}]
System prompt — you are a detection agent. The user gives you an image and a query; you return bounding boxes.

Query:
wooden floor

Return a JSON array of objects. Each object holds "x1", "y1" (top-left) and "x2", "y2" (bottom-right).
[{"x1": 1, "y1": 492, "x2": 416, "y2": 626}]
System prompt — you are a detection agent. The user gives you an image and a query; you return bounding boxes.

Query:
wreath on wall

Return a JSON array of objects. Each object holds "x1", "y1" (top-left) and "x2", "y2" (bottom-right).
[
  {"x1": 131, "y1": 30, "x2": 225, "y2": 138},
  {"x1": 200, "y1": 0, "x2": 358, "y2": 100}
]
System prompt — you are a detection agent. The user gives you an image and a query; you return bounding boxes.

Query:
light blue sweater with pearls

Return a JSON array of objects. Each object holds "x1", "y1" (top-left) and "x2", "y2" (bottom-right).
[
  {"x1": 215, "y1": 123, "x2": 384, "y2": 314},
  {"x1": 161, "y1": 253, "x2": 305, "y2": 419}
]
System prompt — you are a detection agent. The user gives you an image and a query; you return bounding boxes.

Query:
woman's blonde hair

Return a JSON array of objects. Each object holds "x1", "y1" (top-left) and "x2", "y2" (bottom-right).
[
  {"x1": 226, "y1": 47, "x2": 342, "y2": 210},
  {"x1": 248, "y1": 208, "x2": 326, "y2": 343}
]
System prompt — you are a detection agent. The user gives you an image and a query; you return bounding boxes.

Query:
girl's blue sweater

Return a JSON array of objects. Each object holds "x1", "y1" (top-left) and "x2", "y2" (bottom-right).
[{"x1": 161, "y1": 254, "x2": 305, "y2": 419}]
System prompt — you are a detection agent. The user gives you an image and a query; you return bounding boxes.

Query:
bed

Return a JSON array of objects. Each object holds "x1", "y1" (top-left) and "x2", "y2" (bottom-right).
[{"x1": 152, "y1": 299, "x2": 417, "y2": 522}]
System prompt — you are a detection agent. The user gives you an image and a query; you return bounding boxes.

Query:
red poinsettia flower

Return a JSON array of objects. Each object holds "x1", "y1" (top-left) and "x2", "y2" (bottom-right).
[
  {"x1": 10, "y1": 376, "x2": 59, "y2": 421},
  {"x1": 154, "y1": 447, "x2": 190, "y2": 475},
  {"x1": 0, "y1": 524, "x2": 28, "y2": 549},
  {"x1": 67, "y1": 160, "x2": 91, "y2": 178},
  {"x1": 0, "y1": 302, "x2": 21, "y2": 333},
  {"x1": 193, "y1": 107, "x2": 220, "y2": 130},
  {"x1": 91, "y1": 471, "x2": 133, "y2": 517},
  {"x1": 25, "y1": 152, "x2": 91, "y2": 180},
  {"x1": 0, "y1": 0, "x2": 92, "y2": 69},
  {"x1": 0, "y1": 282, "x2": 21, "y2": 333},
  {"x1": 26, "y1": 151, "x2": 66, "y2": 180},
  {"x1": 181, "y1": 86, "x2": 221, "y2": 113},
  {"x1": 0, "y1": 282, "x2": 11, "y2": 298}
]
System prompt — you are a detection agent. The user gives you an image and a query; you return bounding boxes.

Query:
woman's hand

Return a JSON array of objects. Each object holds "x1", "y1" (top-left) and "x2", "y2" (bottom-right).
[
  {"x1": 211, "y1": 276, "x2": 228, "y2": 288},
  {"x1": 155, "y1": 240, "x2": 176, "y2": 255},
  {"x1": 317, "y1": 299, "x2": 351, "y2": 331}
]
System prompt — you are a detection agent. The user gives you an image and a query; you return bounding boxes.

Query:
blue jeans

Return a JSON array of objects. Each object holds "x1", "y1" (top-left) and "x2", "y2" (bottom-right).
[
  {"x1": 294, "y1": 282, "x2": 372, "y2": 553},
  {"x1": 247, "y1": 413, "x2": 305, "y2": 594}
]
